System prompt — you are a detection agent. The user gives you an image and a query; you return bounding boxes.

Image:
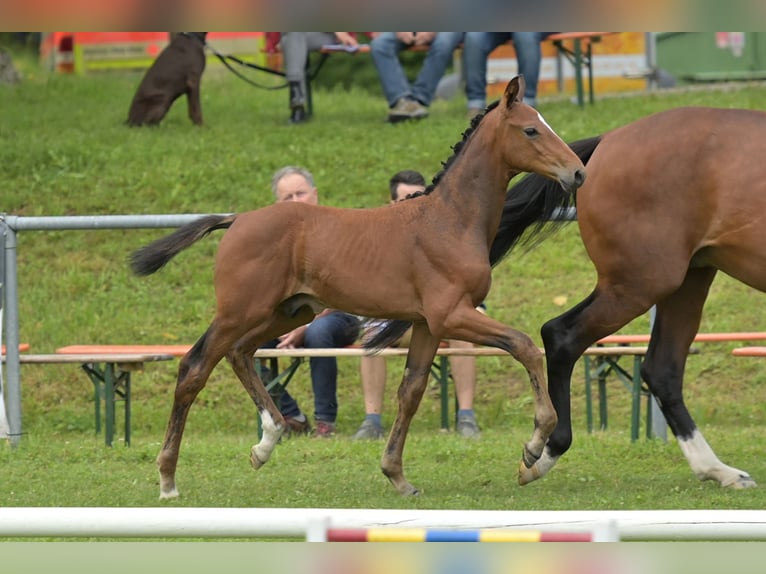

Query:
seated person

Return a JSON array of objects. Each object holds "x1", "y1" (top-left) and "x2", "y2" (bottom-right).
[
  {"x1": 277, "y1": 32, "x2": 359, "y2": 124},
  {"x1": 462, "y1": 32, "x2": 551, "y2": 116},
  {"x1": 353, "y1": 169, "x2": 482, "y2": 440},
  {"x1": 262, "y1": 166, "x2": 361, "y2": 437},
  {"x1": 370, "y1": 32, "x2": 464, "y2": 122}
]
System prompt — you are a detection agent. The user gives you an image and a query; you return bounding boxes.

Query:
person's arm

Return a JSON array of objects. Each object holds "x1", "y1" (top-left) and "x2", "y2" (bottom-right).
[
  {"x1": 276, "y1": 308, "x2": 336, "y2": 349},
  {"x1": 334, "y1": 32, "x2": 358, "y2": 47},
  {"x1": 413, "y1": 32, "x2": 436, "y2": 46}
]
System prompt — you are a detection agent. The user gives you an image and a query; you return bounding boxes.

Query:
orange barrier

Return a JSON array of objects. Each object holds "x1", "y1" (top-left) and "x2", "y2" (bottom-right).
[
  {"x1": 598, "y1": 332, "x2": 766, "y2": 345},
  {"x1": 0, "y1": 343, "x2": 30, "y2": 354},
  {"x1": 732, "y1": 346, "x2": 766, "y2": 357}
]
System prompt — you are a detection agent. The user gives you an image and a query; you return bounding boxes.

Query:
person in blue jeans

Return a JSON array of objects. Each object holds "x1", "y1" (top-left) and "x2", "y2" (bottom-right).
[
  {"x1": 462, "y1": 32, "x2": 551, "y2": 116},
  {"x1": 370, "y1": 32, "x2": 464, "y2": 122},
  {"x1": 262, "y1": 166, "x2": 362, "y2": 437}
]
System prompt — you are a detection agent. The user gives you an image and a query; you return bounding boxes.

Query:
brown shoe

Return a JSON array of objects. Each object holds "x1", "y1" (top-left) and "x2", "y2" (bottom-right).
[
  {"x1": 282, "y1": 415, "x2": 312, "y2": 438},
  {"x1": 388, "y1": 98, "x2": 429, "y2": 123},
  {"x1": 312, "y1": 420, "x2": 336, "y2": 438}
]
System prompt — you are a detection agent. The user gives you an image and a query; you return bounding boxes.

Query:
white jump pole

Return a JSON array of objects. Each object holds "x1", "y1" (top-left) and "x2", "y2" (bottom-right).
[{"x1": 1, "y1": 508, "x2": 766, "y2": 540}]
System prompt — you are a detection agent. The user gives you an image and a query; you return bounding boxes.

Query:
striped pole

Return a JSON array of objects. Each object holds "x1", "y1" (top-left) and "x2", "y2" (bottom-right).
[{"x1": 326, "y1": 528, "x2": 597, "y2": 542}]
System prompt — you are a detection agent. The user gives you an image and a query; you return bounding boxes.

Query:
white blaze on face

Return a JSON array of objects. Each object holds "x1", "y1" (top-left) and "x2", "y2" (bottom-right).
[{"x1": 537, "y1": 111, "x2": 566, "y2": 144}]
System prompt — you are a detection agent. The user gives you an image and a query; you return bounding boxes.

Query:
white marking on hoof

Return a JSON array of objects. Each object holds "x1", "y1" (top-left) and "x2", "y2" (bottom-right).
[
  {"x1": 159, "y1": 488, "x2": 179, "y2": 500},
  {"x1": 518, "y1": 449, "x2": 558, "y2": 485},
  {"x1": 678, "y1": 430, "x2": 755, "y2": 488},
  {"x1": 251, "y1": 410, "x2": 282, "y2": 470}
]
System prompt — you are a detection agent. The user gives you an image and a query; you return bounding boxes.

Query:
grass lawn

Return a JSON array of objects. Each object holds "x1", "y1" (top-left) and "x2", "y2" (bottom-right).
[{"x1": 3, "y1": 50, "x2": 766, "y2": 534}]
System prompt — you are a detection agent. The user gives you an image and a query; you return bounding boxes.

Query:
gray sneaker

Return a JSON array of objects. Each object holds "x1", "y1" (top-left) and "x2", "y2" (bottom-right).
[
  {"x1": 388, "y1": 98, "x2": 429, "y2": 123},
  {"x1": 456, "y1": 415, "x2": 481, "y2": 439},
  {"x1": 352, "y1": 419, "x2": 385, "y2": 440}
]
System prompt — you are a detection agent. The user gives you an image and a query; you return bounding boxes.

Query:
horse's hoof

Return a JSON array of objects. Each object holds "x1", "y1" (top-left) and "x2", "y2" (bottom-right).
[
  {"x1": 159, "y1": 488, "x2": 179, "y2": 500},
  {"x1": 518, "y1": 458, "x2": 542, "y2": 486},
  {"x1": 398, "y1": 484, "x2": 420, "y2": 496},
  {"x1": 723, "y1": 474, "x2": 757, "y2": 489},
  {"x1": 250, "y1": 447, "x2": 266, "y2": 470}
]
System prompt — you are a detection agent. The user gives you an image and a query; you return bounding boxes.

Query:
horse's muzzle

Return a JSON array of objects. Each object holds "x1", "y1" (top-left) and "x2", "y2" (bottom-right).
[{"x1": 561, "y1": 168, "x2": 586, "y2": 193}]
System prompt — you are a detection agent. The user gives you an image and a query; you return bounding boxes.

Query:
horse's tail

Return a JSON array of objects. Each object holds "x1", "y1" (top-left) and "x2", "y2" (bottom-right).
[
  {"x1": 489, "y1": 135, "x2": 602, "y2": 267},
  {"x1": 363, "y1": 319, "x2": 413, "y2": 351},
  {"x1": 130, "y1": 214, "x2": 237, "y2": 276}
]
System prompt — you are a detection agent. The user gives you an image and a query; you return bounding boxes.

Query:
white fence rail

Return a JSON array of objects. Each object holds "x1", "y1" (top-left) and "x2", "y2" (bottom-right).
[{"x1": 0, "y1": 508, "x2": 765, "y2": 540}]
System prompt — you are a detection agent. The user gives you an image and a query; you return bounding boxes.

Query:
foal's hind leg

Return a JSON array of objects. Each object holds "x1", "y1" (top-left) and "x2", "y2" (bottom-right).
[
  {"x1": 382, "y1": 322, "x2": 441, "y2": 496},
  {"x1": 645, "y1": 267, "x2": 755, "y2": 488},
  {"x1": 443, "y1": 306, "x2": 557, "y2": 485},
  {"x1": 157, "y1": 322, "x2": 230, "y2": 499},
  {"x1": 226, "y1": 343, "x2": 288, "y2": 470}
]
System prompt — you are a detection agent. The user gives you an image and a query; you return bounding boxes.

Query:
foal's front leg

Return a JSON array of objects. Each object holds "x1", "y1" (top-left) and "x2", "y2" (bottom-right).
[
  {"x1": 444, "y1": 307, "x2": 557, "y2": 485},
  {"x1": 381, "y1": 323, "x2": 441, "y2": 496}
]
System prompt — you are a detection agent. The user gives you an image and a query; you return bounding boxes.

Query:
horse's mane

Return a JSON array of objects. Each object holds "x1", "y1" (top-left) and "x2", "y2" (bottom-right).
[
  {"x1": 364, "y1": 101, "x2": 502, "y2": 349},
  {"x1": 402, "y1": 100, "x2": 501, "y2": 201}
]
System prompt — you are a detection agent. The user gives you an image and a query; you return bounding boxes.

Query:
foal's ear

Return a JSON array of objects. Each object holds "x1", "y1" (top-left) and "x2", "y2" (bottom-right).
[{"x1": 504, "y1": 75, "x2": 526, "y2": 109}]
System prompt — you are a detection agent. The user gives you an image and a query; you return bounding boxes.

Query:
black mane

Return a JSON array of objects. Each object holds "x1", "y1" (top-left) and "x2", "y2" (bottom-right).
[{"x1": 402, "y1": 100, "x2": 501, "y2": 201}]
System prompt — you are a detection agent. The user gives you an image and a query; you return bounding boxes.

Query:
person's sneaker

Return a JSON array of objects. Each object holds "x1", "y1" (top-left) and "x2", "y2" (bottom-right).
[
  {"x1": 388, "y1": 98, "x2": 429, "y2": 123},
  {"x1": 456, "y1": 415, "x2": 481, "y2": 439},
  {"x1": 352, "y1": 419, "x2": 385, "y2": 440},
  {"x1": 282, "y1": 415, "x2": 312, "y2": 438},
  {"x1": 312, "y1": 420, "x2": 336, "y2": 438}
]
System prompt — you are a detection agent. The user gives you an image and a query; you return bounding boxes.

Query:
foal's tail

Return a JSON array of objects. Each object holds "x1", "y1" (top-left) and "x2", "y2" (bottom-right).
[
  {"x1": 363, "y1": 135, "x2": 603, "y2": 352},
  {"x1": 130, "y1": 214, "x2": 237, "y2": 276},
  {"x1": 488, "y1": 135, "x2": 602, "y2": 267}
]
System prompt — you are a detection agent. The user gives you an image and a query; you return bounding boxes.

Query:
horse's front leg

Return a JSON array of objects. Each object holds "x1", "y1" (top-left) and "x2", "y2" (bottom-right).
[
  {"x1": 381, "y1": 322, "x2": 441, "y2": 496},
  {"x1": 444, "y1": 307, "x2": 556, "y2": 485}
]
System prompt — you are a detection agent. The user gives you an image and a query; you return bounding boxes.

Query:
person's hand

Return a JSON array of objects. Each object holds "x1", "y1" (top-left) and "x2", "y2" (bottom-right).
[
  {"x1": 413, "y1": 32, "x2": 436, "y2": 46},
  {"x1": 334, "y1": 32, "x2": 358, "y2": 47},
  {"x1": 395, "y1": 32, "x2": 417, "y2": 45},
  {"x1": 277, "y1": 325, "x2": 307, "y2": 349}
]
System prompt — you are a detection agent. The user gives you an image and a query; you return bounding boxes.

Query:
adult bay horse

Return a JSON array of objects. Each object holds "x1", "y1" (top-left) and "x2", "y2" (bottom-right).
[
  {"x1": 489, "y1": 106, "x2": 766, "y2": 489},
  {"x1": 130, "y1": 76, "x2": 586, "y2": 499}
]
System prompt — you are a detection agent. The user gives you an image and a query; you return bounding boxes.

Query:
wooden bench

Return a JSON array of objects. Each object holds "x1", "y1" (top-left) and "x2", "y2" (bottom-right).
[
  {"x1": 57, "y1": 343, "x2": 656, "y2": 439},
  {"x1": 261, "y1": 32, "x2": 615, "y2": 118},
  {"x1": 587, "y1": 332, "x2": 766, "y2": 441},
  {"x1": 4, "y1": 349, "x2": 175, "y2": 446}
]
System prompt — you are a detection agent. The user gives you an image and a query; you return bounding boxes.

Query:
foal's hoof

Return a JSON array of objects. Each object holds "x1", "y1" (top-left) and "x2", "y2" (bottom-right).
[
  {"x1": 250, "y1": 447, "x2": 266, "y2": 470},
  {"x1": 397, "y1": 484, "x2": 420, "y2": 497},
  {"x1": 159, "y1": 487, "x2": 179, "y2": 500}
]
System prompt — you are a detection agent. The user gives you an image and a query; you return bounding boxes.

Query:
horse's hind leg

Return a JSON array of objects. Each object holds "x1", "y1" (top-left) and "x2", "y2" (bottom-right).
[
  {"x1": 443, "y1": 306, "x2": 556, "y2": 485},
  {"x1": 382, "y1": 322, "x2": 441, "y2": 496},
  {"x1": 157, "y1": 322, "x2": 229, "y2": 499},
  {"x1": 645, "y1": 267, "x2": 755, "y2": 488},
  {"x1": 226, "y1": 341, "x2": 287, "y2": 470}
]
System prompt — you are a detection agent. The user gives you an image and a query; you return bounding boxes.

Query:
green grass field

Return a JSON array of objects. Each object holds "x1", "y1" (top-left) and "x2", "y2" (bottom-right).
[{"x1": 3, "y1": 51, "x2": 766, "y2": 529}]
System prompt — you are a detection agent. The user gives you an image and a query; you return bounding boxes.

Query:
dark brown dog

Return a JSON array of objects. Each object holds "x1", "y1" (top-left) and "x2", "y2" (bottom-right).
[{"x1": 127, "y1": 32, "x2": 207, "y2": 127}]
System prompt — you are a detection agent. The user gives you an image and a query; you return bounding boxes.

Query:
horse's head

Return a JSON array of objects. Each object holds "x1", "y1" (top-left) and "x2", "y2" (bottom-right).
[{"x1": 496, "y1": 76, "x2": 585, "y2": 193}]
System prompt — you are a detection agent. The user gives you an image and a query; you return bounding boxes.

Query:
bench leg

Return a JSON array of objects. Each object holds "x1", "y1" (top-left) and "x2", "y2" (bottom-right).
[
  {"x1": 82, "y1": 362, "x2": 131, "y2": 447},
  {"x1": 573, "y1": 39, "x2": 585, "y2": 107},
  {"x1": 630, "y1": 357, "x2": 641, "y2": 442},
  {"x1": 584, "y1": 356, "x2": 594, "y2": 432}
]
